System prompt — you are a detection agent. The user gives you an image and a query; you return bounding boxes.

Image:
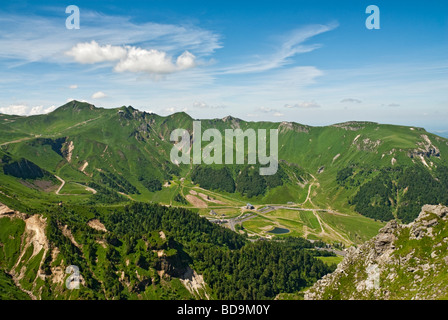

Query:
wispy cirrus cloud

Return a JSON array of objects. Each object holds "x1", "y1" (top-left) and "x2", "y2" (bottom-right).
[
  {"x1": 0, "y1": 10, "x2": 221, "y2": 65},
  {"x1": 220, "y1": 22, "x2": 338, "y2": 74}
]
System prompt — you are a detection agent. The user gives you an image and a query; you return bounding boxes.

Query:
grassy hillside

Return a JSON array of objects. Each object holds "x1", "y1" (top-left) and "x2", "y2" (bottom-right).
[
  {"x1": 305, "y1": 205, "x2": 448, "y2": 300},
  {"x1": 1, "y1": 101, "x2": 447, "y2": 300},
  {"x1": 1, "y1": 101, "x2": 448, "y2": 242}
]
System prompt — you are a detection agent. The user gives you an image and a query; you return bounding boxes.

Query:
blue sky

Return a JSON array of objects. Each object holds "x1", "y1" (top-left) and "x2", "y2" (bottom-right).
[{"x1": 0, "y1": 0, "x2": 447, "y2": 134}]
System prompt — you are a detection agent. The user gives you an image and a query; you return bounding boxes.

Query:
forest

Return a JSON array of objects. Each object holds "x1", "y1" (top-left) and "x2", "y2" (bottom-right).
[
  {"x1": 36, "y1": 201, "x2": 335, "y2": 299},
  {"x1": 338, "y1": 164, "x2": 448, "y2": 223},
  {"x1": 191, "y1": 164, "x2": 286, "y2": 198}
]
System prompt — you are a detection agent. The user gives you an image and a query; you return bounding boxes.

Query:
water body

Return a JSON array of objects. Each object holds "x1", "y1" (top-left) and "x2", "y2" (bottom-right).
[{"x1": 269, "y1": 227, "x2": 290, "y2": 234}]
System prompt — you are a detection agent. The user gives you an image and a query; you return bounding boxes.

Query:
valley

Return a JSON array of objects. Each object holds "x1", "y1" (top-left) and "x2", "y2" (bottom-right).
[{"x1": 1, "y1": 100, "x2": 448, "y2": 300}]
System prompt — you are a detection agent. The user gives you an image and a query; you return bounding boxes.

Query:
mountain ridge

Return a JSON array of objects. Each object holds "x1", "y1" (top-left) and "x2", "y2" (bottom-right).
[
  {"x1": 2, "y1": 100, "x2": 442, "y2": 135},
  {"x1": 305, "y1": 204, "x2": 448, "y2": 300},
  {"x1": 1, "y1": 101, "x2": 448, "y2": 300},
  {"x1": 1, "y1": 100, "x2": 448, "y2": 245}
]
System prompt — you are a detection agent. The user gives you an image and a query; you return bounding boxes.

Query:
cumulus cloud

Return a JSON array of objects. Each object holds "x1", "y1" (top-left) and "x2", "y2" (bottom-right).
[
  {"x1": 66, "y1": 41, "x2": 196, "y2": 75},
  {"x1": 0, "y1": 104, "x2": 56, "y2": 116},
  {"x1": 69, "y1": 84, "x2": 78, "y2": 89},
  {"x1": 29, "y1": 105, "x2": 57, "y2": 115},
  {"x1": 284, "y1": 101, "x2": 321, "y2": 109},
  {"x1": 340, "y1": 98, "x2": 362, "y2": 103},
  {"x1": 0, "y1": 104, "x2": 28, "y2": 115},
  {"x1": 176, "y1": 51, "x2": 196, "y2": 70},
  {"x1": 0, "y1": 11, "x2": 221, "y2": 64},
  {"x1": 91, "y1": 91, "x2": 107, "y2": 99},
  {"x1": 66, "y1": 41, "x2": 127, "y2": 64},
  {"x1": 114, "y1": 48, "x2": 195, "y2": 74}
]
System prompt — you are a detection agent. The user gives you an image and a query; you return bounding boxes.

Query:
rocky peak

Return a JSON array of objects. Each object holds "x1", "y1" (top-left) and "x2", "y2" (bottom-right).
[{"x1": 305, "y1": 204, "x2": 448, "y2": 300}]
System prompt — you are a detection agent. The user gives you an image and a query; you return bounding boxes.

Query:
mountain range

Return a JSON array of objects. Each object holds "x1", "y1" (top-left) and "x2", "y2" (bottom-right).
[{"x1": 1, "y1": 100, "x2": 448, "y2": 300}]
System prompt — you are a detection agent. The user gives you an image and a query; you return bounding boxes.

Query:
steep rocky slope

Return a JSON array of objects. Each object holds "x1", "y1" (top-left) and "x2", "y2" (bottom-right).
[
  {"x1": 305, "y1": 204, "x2": 448, "y2": 300},
  {"x1": 0, "y1": 202, "x2": 210, "y2": 300}
]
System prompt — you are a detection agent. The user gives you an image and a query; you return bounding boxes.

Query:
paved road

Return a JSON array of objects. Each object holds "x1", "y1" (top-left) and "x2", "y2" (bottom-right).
[
  {"x1": 315, "y1": 247, "x2": 347, "y2": 257},
  {"x1": 209, "y1": 214, "x2": 257, "y2": 232}
]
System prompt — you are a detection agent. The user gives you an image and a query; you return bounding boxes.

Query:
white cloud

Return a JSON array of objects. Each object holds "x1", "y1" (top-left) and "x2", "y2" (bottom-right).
[
  {"x1": 221, "y1": 23, "x2": 338, "y2": 74},
  {"x1": 251, "y1": 107, "x2": 284, "y2": 117},
  {"x1": 0, "y1": 104, "x2": 56, "y2": 116},
  {"x1": 258, "y1": 106, "x2": 279, "y2": 113},
  {"x1": 163, "y1": 106, "x2": 189, "y2": 114},
  {"x1": 91, "y1": 91, "x2": 107, "y2": 99},
  {"x1": 29, "y1": 105, "x2": 57, "y2": 115},
  {"x1": 176, "y1": 51, "x2": 196, "y2": 70},
  {"x1": 66, "y1": 98, "x2": 88, "y2": 103},
  {"x1": 0, "y1": 11, "x2": 221, "y2": 63},
  {"x1": 114, "y1": 48, "x2": 196, "y2": 74},
  {"x1": 29, "y1": 105, "x2": 44, "y2": 115},
  {"x1": 69, "y1": 84, "x2": 78, "y2": 89},
  {"x1": 193, "y1": 101, "x2": 209, "y2": 108},
  {"x1": 0, "y1": 104, "x2": 28, "y2": 115},
  {"x1": 285, "y1": 101, "x2": 321, "y2": 109},
  {"x1": 165, "y1": 107, "x2": 177, "y2": 113},
  {"x1": 66, "y1": 41, "x2": 127, "y2": 64},
  {"x1": 65, "y1": 40, "x2": 196, "y2": 75},
  {"x1": 340, "y1": 98, "x2": 362, "y2": 103},
  {"x1": 192, "y1": 101, "x2": 226, "y2": 109}
]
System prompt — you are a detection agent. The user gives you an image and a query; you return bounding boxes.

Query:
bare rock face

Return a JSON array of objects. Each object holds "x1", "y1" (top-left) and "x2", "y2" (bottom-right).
[
  {"x1": 305, "y1": 205, "x2": 448, "y2": 300},
  {"x1": 374, "y1": 220, "x2": 398, "y2": 257}
]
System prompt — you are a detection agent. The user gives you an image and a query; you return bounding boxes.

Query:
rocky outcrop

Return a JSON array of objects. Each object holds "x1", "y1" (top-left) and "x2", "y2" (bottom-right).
[
  {"x1": 278, "y1": 121, "x2": 310, "y2": 134},
  {"x1": 305, "y1": 205, "x2": 448, "y2": 300},
  {"x1": 0, "y1": 203, "x2": 50, "y2": 300},
  {"x1": 407, "y1": 134, "x2": 441, "y2": 159},
  {"x1": 180, "y1": 267, "x2": 210, "y2": 300}
]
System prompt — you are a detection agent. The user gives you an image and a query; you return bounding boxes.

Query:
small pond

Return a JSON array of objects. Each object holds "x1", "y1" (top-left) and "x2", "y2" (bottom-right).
[{"x1": 268, "y1": 227, "x2": 290, "y2": 234}]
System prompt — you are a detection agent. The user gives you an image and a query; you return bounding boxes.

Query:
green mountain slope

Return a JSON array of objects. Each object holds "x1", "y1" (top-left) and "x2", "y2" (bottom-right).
[
  {"x1": 305, "y1": 204, "x2": 448, "y2": 300},
  {"x1": 1, "y1": 101, "x2": 448, "y2": 300},
  {"x1": 1, "y1": 101, "x2": 448, "y2": 243}
]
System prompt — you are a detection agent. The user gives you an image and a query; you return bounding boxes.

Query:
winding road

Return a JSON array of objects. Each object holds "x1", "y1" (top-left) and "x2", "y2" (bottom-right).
[{"x1": 54, "y1": 175, "x2": 65, "y2": 195}]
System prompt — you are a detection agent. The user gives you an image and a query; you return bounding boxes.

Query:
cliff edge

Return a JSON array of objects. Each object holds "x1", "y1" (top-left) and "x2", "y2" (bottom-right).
[{"x1": 305, "y1": 205, "x2": 448, "y2": 300}]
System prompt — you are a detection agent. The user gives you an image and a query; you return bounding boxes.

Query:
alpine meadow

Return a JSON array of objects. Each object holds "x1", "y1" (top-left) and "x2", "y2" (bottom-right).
[{"x1": 1, "y1": 0, "x2": 448, "y2": 304}]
